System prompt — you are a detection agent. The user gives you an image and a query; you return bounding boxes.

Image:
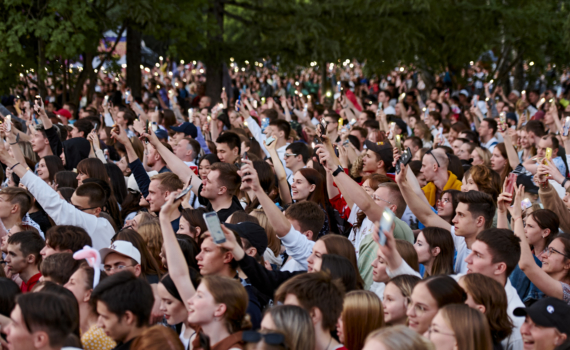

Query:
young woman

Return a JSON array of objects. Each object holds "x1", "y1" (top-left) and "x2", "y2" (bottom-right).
[
  {"x1": 291, "y1": 168, "x2": 333, "y2": 237},
  {"x1": 76, "y1": 158, "x2": 108, "y2": 186},
  {"x1": 321, "y1": 254, "x2": 360, "y2": 293},
  {"x1": 383, "y1": 275, "x2": 421, "y2": 326},
  {"x1": 491, "y1": 143, "x2": 512, "y2": 184},
  {"x1": 518, "y1": 129, "x2": 536, "y2": 163},
  {"x1": 157, "y1": 273, "x2": 200, "y2": 349},
  {"x1": 114, "y1": 229, "x2": 163, "y2": 284},
  {"x1": 428, "y1": 304, "x2": 493, "y2": 350},
  {"x1": 188, "y1": 276, "x2": 251, "y2": 350},
  {"x1": 36, "y1": 155, "x2": 64, "y2": 186},
  {"x1": 414, "y1": 227, "x2": 454, "y2": 277},
  {"x1": 54, "y1": 170, "x2": 78, "y2": 188},
  {"x1": 198, "y1": 154, "x2": 220, "y2": 180},
  {"x1": 459, "y1": 273, "x2": 513, "y2": 349},
  {"x1": 178, "y1": 208, "x2": 207, "y2": 243},
  {"x1": 64, "y1": 263, "x2": 116, "y2": 350},
  {"x1": 461, "y1": 165, "x2": 501, "y2": 202},
  {"x1": 508, "y1": 208, "x2": 558, "y2": 301},
  {"x1": 260, "y1": 305, "x2": 315, "y2": 350},
  {"x1": 336, "y1": 290, "x2": 384, "y2": 350},
  {"x1": 137, "y1": 219, "x2": 165, "y2": 273},
  {"x1": 512, "y1": 185, "x2": 570, "y2": 305},
  {"x1": 470, "y1": 147, "x2": 491, "y2": 167},
  {"x1": 250, "y1": 209, "x2": 281, "y2": 268},
  {"x1": 362, "y1": 325, "x2": 433, "y2": 350},
  {"x1": 436, "y1": 190, "x2": 460, "y2": 224},
  {"x1": 406, "y1": 275, "x2": 466, "y2": 334}
]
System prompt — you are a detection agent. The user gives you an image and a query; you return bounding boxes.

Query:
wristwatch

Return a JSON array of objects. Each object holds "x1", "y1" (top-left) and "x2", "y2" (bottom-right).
[{"x1": 332, "y1": 165, "x2": 344, "y2": 177}]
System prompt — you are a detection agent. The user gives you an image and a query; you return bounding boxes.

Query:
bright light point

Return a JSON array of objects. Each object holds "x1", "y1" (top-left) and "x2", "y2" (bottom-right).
[
  {"x1": 399, "y1": 67, "x2": 404, "y2": 72},
  {"x1": 94, "y1": 69, "x2": 98, "y2": 73},
  {"x1": 19, "y1": 73, "x2": 23, "y2": 77},
  {"x1": 159, "y1": 56, "x2": 163, "y2": 60},
  {"x1": 326, "y1": 91, "x2": 331, "y2": 97},
  {"x1": 175, "y1": 83, "x2": 179, "y2": 87},
  {"x1": 122, "y1": 64, "x2": 127, "y2": 68},
  {"x1": 241, "y1": 68, "x2": 245, "y2": 72},
  {"x1": 234, "y1": 68, "x2": 238, "y2": 72},
  {"x1": 140, "y1": 65, "x2": 144, "y2": 69},
  {"x1": 115, "y1": 77, "x2": 119, "y2": 81},
  {"x1": 180, "y1": 60, "x2": 185, "y2": 64},
  {"x1": 192, "y1": 69, "x2": 196, "y2": 74},
  {"x1": 154, "y1": 72, "x2": 158, "y2": 76},
  {"x1": 155, "y1": 63, "x2": 160, "y2": 67},
  {"x1": 529, "y1": 61, "x2": 535, "y2": 66},
  {"x1": 350, "y1": 63, "x2": 354, "y2": 68},
  {"x1": 245, "y1": 60, "x2": 249, "y2": 64},
  {"x1": 169, "y1": 71, "x2": 173, "y2": 76},
  {"x1": 199, "y1": 69, "x2": 204, "y2": 74},
  {"x1": 295, "y1": 81, "x2": 299, "y2": 86},
  {"x1": 145, "y1": 68, "x2": 150, "y2": 72},
  {"x1": 193, "y1": 61, "x2": 196, "y2": 65},
  {"x1": 157, "y1": 85, "x2": 161, "y2": 89},
  {"x1": 470, "y1": 61, "x2": 474, "y2": 65},
  {"x1": 230, "y1": 57, "x2": 234, "y2": 62}
]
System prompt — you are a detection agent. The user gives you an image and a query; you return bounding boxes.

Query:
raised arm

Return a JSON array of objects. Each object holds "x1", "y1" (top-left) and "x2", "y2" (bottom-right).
[
  {"x1": 159, "y1": 193, "x2": 196, "y2": 301},
  {"x1": 395, "y1": 163, "x2": 452, "y2": 231},
  {"x1": 315, "y1": 140, "x2": 384, "y2": 222},
  {"x1": 265, "y1": 140, "x2": 292, "y2": 205},
  {"x1": 511, "y1": 185, "x2": 565, "y2": 300},
  {"x1": 501, "y1": 129, "x2": 522, "y2": 170}
]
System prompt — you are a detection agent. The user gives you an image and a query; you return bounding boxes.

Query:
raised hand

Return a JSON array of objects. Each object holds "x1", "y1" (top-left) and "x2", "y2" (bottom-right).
[{"x1": 238, "y1": 160, "x2": 261, "y2": 192}]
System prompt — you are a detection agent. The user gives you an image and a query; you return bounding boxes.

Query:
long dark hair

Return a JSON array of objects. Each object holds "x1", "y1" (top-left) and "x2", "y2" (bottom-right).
[
  {"x1": 528, "y1": 209, "x2": 559, "y2": 249},
  {"x1": 42, "y1": 155, "x2": 65, "y2": 184},
  {"x1": 105, "y1": 162, "x2": 127, "y2": 205},
  {"x1": 421, "y1": 227, "x2": 455, "y2": 276},
  {"x1": 298, "y1": 167, "x2": 341, "y2": 234},
  {"x1": 321, "y1": 254, "x2": 359, "y2": 293},
  {"x1": 320, "y1": 234, "x2": 364, "y2": 289}
]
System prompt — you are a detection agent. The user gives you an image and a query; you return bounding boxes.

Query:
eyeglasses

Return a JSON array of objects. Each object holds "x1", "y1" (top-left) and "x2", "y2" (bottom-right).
[
  {"x1": 426, "y1": 149, "x2": 440, "y2": 167},
  {"x1": 242, "y1": 331, "x2": 287, "y2": 349},
  {"x1": 73, "y1": 204, "x2": 99, "y2": 211},
  {"x1": 542, "y1": 247, "x2": 570, "y2": 259},
  {"x1": 437, "y1": 198, "x2": 451, "y2": 206},
  {"x1": 284, "y1": 153, "x2": 297, "y2": 158},
  {"x1": 406, "y1": 301, "x2": 428, "y2": 315},
  {"x1": 103, "y1": 264, "x2": 134, "y2": 272},
  {"x1": 372, "y1": 195, "x2": 392, "y2": 205},
  {"x1": 427, "y1": 326, "x2": 455, "y2": 338}
]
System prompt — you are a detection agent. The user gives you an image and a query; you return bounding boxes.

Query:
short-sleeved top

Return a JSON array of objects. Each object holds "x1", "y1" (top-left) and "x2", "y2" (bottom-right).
[{"x1": 81, "y1": 324, "x2": 116, "y2": 350}]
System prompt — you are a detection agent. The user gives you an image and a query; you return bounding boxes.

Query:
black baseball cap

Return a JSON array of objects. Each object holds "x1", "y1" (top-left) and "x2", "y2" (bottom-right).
[
  {"x1": 224, "y1": 222, "x2": 268, "y2": 255},
  {"x1": 364, "y1": 140, "x2": 394, "y2": 166},
  {"x1": 514, "y1": 297, "x2": 570, "y2": 335},
  {"x1": 171, "y1": 122, "x2": 198, "y2": 139}
]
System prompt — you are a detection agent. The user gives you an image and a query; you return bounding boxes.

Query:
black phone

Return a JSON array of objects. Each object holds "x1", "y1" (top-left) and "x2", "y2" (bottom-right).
[
  {"x1": 396, "y1": 147, "x2": 413, "y2": 174},
  {"x1": 313, "y1": 136, "x2": 322, "y2": 145}
]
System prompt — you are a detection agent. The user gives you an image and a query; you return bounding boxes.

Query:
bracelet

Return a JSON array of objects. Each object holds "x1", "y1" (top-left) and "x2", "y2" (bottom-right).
[
  {"x1": 563, "y1": 178, "x2": 568, "y2": 188},
  {"x1": 9, "y1": 133, "x2": 19, "y2": 145},
  {"x1": 512, "y1": 216, "x2": 522, "y2": 222},
  {"x1": 9, "y1": 162, "x2": 20, "y2": 171}
]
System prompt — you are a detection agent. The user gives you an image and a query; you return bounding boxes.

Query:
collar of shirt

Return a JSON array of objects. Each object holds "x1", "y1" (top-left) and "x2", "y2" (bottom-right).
[{"x1": 21, "y1": 272, "x2": 42, "y2": 293}]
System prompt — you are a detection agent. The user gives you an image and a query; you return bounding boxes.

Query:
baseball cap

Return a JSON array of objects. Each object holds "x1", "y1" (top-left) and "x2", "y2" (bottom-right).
[
  {"x1": 127, "y1": 171, "x2": 158, "y2": 193},
  {"x1": 511, "y1": 90, "x2": 521, "y2": 98},
  {"x1": 154, "y1": 129, "x2": 168, "y2": 140},
  {"x1": 388, "y1": 116, "x2": 408, "y2": 136},
  {"x1": 171, "y1": 122, "x2": 198, "y2": 139},
  {"x1": 55, "y1": 108, "x2": 72, "y2": 120},
  {"x1": 224, "y1": 222, "x2": 268, "y2": 255},
  {"x1": 514, "y1": 297, "x2": 570, "y2": 335},
  {"x1": 99, "y1": 240, "x2": 141, "y2": 264},
  {"x1": 364, "y1": 140, "x2": 394, "y2": 166},
  {"x1": 459, "y1": 89, "x2": 470, "y2": 97}
]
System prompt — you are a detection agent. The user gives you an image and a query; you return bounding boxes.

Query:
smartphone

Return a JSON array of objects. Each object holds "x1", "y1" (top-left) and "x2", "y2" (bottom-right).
[
  {"x1": 125, "y1": 91, "x2": 131, "y2": 104},
  {"x1": 388, "y1": 122, "x2": 395, "y2": 140},
  {"x1": 35, "y1": 95, "x2": 42, "y2": 105},
  {"x1": 263, "y1": 136, "x2": 275, "y2": 146},
  {"x1": 423, "y1": 107, "x2": 429, "y2": 120},
  {"x1": 4, "y1": 115, "x2": 11, "y2": 133},
  {"x1": 398, "y1": 93, "x2": 406, "y2": 102},
  {"x1": 378, "y1": 208, "x2": 395, "y2": 246},
  {"x1": 175, "y1": 185, "x2": 193, "y2": 200},
  {"x1": 151, "y1": 122, "x2": 158, "y2": 132},
  {"x1": 342, "y1": 140, "x2": 350, "y2": 147},
  {"x1": 378, "y1": 101, "x2": 383, "y2": 110},
  {"x1": 313, "y1": 136, "x2": 322, "y2": 145},
  {"x1": 395, "y1": 134, "x2": 401, "y2": 150},
  {"x1": 188, "y1": 108, "x2": 193, "y2": 119},
  {"x1": 545, "y1": 147, "x2": 552, "y2": 162},
  {"x1": 104, "y1": 95, "x2": 108, "y2": 104},
  {"x1": 521, "y1": 198, "x2": 532, "y2": 211},
  {"x1": 499, "y1": 113, "x2": 507, "y2": 132},
  {"x1": 261, "y1": 118, "x2": 269, "y2": 133},
  {"x1": 203, "y1": 212, "x2": 226, "y2": 244},
  {"x1": 437, "y1": 127, "x2": 444, "y2": 144},
  {"x1": 505, "y1": 173, "x2": 518, "y2": 196},
  {"x1": 472, "y1": 95, "x2": 479, "y2": 106},
  {"x1": 563, "y1": 117, "x2": 570, "y2": 136},
  {"x1": 253, "y1": 99, "x2": 258, "y2": 109}
]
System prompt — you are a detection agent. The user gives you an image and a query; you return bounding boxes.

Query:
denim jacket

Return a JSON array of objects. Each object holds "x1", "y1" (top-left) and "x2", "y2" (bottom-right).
[{"x1": 509, "y1": 255, "x2": 546, "y2": 303}]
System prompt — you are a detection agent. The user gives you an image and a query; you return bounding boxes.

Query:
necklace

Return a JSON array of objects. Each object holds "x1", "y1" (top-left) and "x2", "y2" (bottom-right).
[{"x1": 325, "y1": 336, "x2": 333, "y2": 350}]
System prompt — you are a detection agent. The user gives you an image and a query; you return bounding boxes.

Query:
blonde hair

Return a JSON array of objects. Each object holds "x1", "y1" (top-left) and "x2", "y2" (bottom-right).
[
  {"x1": 266, "y1": 305, "x2": 315, "y2": 350},
  {"x1": 342, "y1": 291, "x2": 385, "y2": 350},
  {"x1": 251, "y1": 209, "x2": 280, "y2": 257},
  {"x1": 365, "y1": 325, "x2": 434, "y2": 350},
  {"x1": 202, "y1": 276, "x2": 251, "y2": 333},
  {"x1": 137, "y1": 219, "x2": 163, "y2": 271},
  {"x1": 440, "y1": 304, "x2": 493, "y2": 350},
  {"x1": 473, "y1": 147, "x2": 492, "y2": 167}
]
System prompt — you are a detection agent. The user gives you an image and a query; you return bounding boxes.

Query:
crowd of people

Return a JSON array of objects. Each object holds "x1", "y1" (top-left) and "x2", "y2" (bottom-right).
[{"x1": 0, "y1": 59, "x2": 569, "y2": 350}]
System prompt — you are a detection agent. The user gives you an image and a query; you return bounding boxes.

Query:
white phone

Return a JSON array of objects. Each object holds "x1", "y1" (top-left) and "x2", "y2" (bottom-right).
[
  {"x1": 203, "y1": 212, "x2": 226, "y2": 244},
  {"x1": 378, "y1": 208, "x2": 395, "y2": 246},
  {"x1": 175, "y1": 185, "x2": 192, "y2": 200}
]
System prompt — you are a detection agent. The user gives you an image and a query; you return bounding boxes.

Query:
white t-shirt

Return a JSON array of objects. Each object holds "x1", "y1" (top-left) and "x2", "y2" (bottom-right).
[{"x1": 450, "y1": 226, "x2": 471, "y2": 274}]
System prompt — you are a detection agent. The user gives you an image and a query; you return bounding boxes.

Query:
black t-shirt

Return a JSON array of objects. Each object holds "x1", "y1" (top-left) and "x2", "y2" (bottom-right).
[{"x1": 198, "y1": 184, "x2": 243, "y2": 222}]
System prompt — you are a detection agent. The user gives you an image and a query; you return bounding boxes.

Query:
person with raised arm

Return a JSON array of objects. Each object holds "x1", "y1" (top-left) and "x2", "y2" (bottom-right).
[
  {"x1": 510, "y1": 184, "x2": 570, "y2": 305},
  {"x1": 395, "y1": 161, "x2": 495, "y2": 274}
]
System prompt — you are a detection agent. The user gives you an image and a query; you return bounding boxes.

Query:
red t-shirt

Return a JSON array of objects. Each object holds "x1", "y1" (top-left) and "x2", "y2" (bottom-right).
[{"x1": 20, "y1": 272, "x2": 42, "y2": 293}]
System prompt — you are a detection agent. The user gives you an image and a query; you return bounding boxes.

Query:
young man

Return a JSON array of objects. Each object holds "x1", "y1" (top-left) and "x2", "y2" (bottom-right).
[
  {"x1": 275, "y1": 272, "x2": 345, "y2": 350},
  {"x1": 91, "y1": 271, "x2": 154, "y2": 349},
  {"x1": 284, "y1": 142, "x2": 310, "y2": 184},
  {"x1": 173, "y1": 137, "x2": 201, "y2": 174},
  {"x1": 323, "y1": 113, "x2": 341, "y2": 142},
  {"x1": 40, "y1": 252, "x2": 80, "y2": 284},
  {"x1": 349, "y1": 126, "x2": 368, "y2": 151},
  {"x1": 146, "y1": 142, "x2": 172, "y2": 173},
  {"x1": 524, "y1": 135, "x2": 566, "y2": 176},
  {"x1": 195, "y1": 230, "x2": 262, "y2": 328},
  {"x1": 0, "y1": 187, "x2": 32, "y2": 232},
  {"x1": 170, "y1": 121, "x2": 198, "y2": 143},
  {"x1": 464, "y1": 228, "x2": 524, "y2": 350},
  {"x1": 4, "y1": 292, "x2": 76, "y2": 350},
  {"x1": 361, "y1": 140, "x2": 394, "y2": 177},
  {"x1": 215, "y1": 131, "x2": 241, "y2": 164},
  {"x1": 421, "y1": 148, "x2": 462, "y2": 207},
  {"x1": 246, "y1": 115, "x2": 292, "y2": 177},
  {"x1": 6, "y1": 231, "x2": 44, "y2": 292},
  {"x1": 479, "y1": 118, "x2": 499, "y2": 153},
  {"x1": 378, "y1": 90, "x2": 396, "y2": 115},
  {"x1": 396, "y1": 163, "x2": 496, "y2": 274},
  {"x1": 515, "y1": 297, "x2": 570, "y2": 350},
  {"x1": 100, "y1": 240, "x2": 142, "y2": 278},
  {"x1": 197, "y1": 162, "x2": 243, "y2": 221},
  {"x1": 115, "y1": 108, "x2": 137, "y2": 138},
  {"x1": 146, "y1": 173, "x2": 184, "y2": 230},
  {"x1": 224, "y1": 221, "x2": 268, "y2": 265},
  {"x1": 69, "y1": 118, "x2": 94, "y2": 138},
  {"x1": 40, "y1": 225, "x2": 92, "y2": 258},
  {"x1": 403, "y1": 136, "x2": 423, "y2": 157}
]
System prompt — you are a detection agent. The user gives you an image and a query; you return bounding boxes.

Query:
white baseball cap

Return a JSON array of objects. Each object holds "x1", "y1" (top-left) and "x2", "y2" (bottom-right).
[
  {"x1": 100, "y1": 240, "x2": 141, "y2": 264},
  {"x1": 127, "y1": 171, "x2": 158, "y2": 193}
]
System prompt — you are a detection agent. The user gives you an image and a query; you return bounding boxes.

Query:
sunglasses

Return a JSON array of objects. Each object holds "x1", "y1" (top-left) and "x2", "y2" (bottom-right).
[
  {"x1": 242, "y1": 331, "x2": 287, "y2": 349},
  {"x1": 426, "y1": 149, "x2": 440, "y2": 167}
]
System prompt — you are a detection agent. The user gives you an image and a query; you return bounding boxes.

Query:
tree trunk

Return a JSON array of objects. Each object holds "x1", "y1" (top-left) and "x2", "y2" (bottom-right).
[
  {"x1": 37, "y1": 39, "x2": 47, "y2": 98},
  {"x1": 205, "y1": 0, "x2": 224, "y2": 104},
  {"x1": 320, "y1": 60, "x2": 327, "y2": 99},
  {"x1": 127, "y1": 25, "x2": 142, "y2": 100},
  {"x1": 514, "y1": 58, "x2": 524, "y2": 92},
  {"x1": 71, "y1": 52, "x2": 93, "y2": 107}
]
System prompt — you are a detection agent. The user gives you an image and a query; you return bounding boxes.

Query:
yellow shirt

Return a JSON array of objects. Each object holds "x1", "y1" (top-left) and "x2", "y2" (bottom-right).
[{"x1": 81, "y1": 325, "x2": 116, "y2": 350}]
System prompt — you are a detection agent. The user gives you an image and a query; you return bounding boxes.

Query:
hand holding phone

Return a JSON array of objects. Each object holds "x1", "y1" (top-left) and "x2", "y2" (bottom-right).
[
  {"x1": 505, "y1": 173, "x2": 518, "y2": 197},
  {"x1": 378, "y1": 208, "x2": 395, "y2": 246},
  {"x1": 175, "y1": 185, "x2": 193, "y2": 200},
  {"x1": 203, "y1": 212, "x2": 227, "y2": 244}
]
